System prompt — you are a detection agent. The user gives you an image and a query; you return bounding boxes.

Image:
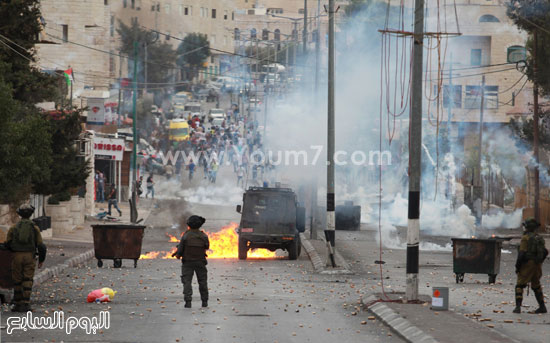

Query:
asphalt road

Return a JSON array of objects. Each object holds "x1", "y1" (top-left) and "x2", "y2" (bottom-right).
[{"x1": 2, "y1": 197, "x2": 401, "y2": 343}]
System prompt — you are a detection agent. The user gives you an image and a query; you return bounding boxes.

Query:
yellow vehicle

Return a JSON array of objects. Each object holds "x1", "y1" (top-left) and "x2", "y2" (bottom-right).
[{"x1": 168, "y1": 119, "x2": 190, "y2": 142}]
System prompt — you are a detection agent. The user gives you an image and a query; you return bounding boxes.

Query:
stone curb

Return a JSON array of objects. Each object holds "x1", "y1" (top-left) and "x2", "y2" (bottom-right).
[
  {"x1": 363, "y1": 295, "x2": 438, "y2": 343},
  {"x1": 33, "y1": 249, "x2": 95, "y2": 287},
  {"x1": 300, "y1": 233, "x2": 325, "y2": 272},
  {"x1": 316, "y1": 231, "x2": 352, "y2": 272}
]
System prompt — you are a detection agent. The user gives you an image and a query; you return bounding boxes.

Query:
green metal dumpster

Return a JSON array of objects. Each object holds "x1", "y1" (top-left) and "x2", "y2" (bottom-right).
[
  {"x1": 452, "y1": 238, "x2": 502, "y2": 284},
  {"x1": 92, "y1": 224, "x2": 146, "y2": 268}
]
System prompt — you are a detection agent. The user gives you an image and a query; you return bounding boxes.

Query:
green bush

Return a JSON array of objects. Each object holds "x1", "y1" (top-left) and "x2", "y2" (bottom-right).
[
  {"x1": 47, "y1": 195, "x2": 59, "y2": 205},
  {"x1": 56, "y1": 191, "x2": 71, "y2": 202}
]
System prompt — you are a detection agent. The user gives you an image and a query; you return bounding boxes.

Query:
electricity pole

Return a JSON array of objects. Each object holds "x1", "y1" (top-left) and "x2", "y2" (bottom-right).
[
  {"x1": 117, "y1": 54, "x2": 123, "y2": 126},
  {"x1": 130, "y1": 41, "x2": 138, "y2": 223},
  {"x1": 406, "y1": 0, "x2": 425, "y2": 301},
  {"x1": 325, "y1": 0, "x2": 336, "y2": 268},
  {"x1": 533, "y1": 29, "x2": 540, "y2": 224},
  {"x1": 473, "y1": 76, "x2": 485, "y2": 227},
  {"x1": 303, "y1": 0, "x2": 308, "y2": 55}
]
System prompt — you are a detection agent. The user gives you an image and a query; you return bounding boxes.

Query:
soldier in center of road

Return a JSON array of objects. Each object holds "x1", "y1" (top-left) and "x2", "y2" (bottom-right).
[{"x1": 172, "y1": 215, "x2": 209, "y2": 308}]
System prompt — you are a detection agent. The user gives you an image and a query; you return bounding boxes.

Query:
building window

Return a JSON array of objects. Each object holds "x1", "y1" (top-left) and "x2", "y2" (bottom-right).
[
  {"x1": 131, "y1": 0, "x2": 134, "y2": 9},
  {"x1": 62, "y1": 24, "x2": 68, "y2": 42},
  {"x1": 311, "y1": 29, "x2": 317, "y2": 43},
  {"x1": 232, "y1": 11, "x2": 234, "y2": 20},
  {"x1": 136, "y1": 0, "x2": 141, "y2": 10},
  {"x1": 507, "y1": 45, "x2": 526, "y2": 63},
  {"x1": 268, "y1": 8, "x2": 283, "y2": 14},
  {"x1": 104, "y1": 0, "x2": 109, "y2": 5},
  {"x1": 465, "y1": 85, "x2": 499, "y2": 109},
  {"x1": 200, "y1": 7, "x2": 204, "y2": 17},
  {"x1": 190, "y1": 6, "x2": 192, "y2": 15},
  {"x1": 234, "y1": 28, "x2": 240, "y2": 40},
  {"x1": 211, "y1": 35, "x2": 216, "y2": 44},
  {"x1": 165, "y1": 4, "x2": 170, "y2": 14},
  {"x1": 250, "y1": 28, "x2": 257, "y2": 39},
  {"x1": 123, "y1": 0, "x2": 127, "y2": 8},
  {"x1": 110, "y1": 16, "x2": 115, "y2": 37},
  {"x1": 166, "y1": 31, "x2": 170, "y2": 40},
  {"x1": 212, "y1": 9, "x2": 216, "y2": 19},
  {"x1": 298, "y1": 8, "x2": 304, "y2": 14},
  {"x1": 262, "y1": 29, "x2": 269, "y2": 40},
  {"x1": 224, "y1": 35, "x2": 227, "y2": 45},
  {"x1": 440, "y1": 85, "x2": 462, "y2": 108},
  {"x1": 179, "y1": 4, "x2": 183, "y2": 15},
  {"x1": 470, "y1": 49, "x2": 482, "y2": 66},
  {"x1": 109, "y1": 53, "x2": 115, "y2": 74},
  {"x1": 292, "y1": 29, "x2": 298, "y2": 40},
  {"x1": 479, "y1": 14, "x2": 500, "y2": 23},
  {"x1": 224, "y1": 10, "x2": 228, "y2": 20},
  {"x1": 274, "y1": 29, "x2": 280, "y2": 41},
  {"x1": 184, "y1": 6, "x2": 188, "y2": 15}
]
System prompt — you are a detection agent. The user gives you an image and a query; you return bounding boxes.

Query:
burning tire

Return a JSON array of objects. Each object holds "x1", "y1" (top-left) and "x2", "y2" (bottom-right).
[{"x1": 238, "y1": 238, "x2": 248, "y2": 260}]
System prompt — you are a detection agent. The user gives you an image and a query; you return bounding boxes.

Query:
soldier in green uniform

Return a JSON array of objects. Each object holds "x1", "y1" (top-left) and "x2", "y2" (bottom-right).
[
  {"x1": 172, "y1": 215, "x2": 209, "y2": 308},
  {"x1": 514, "y1": 218, "x2": 548, "y2": 314},
  {"x1": 6, "y1": 204, "x2": 47, "y2": 312}
]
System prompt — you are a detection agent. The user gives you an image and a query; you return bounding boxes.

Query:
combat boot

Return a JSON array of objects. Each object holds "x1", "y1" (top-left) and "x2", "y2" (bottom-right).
[
  {"x1": 513, "y1": 299, "x2": 522, "y2": 313},
  {"x1": 534, "y1": 290, "x2": 547, "y2": 314},
  {"x1": 184, "y1": 301, "x2": 191, "y2": 308},
  {"x1": 202, "y1": 300, "x2": 208, "y2": 308}
]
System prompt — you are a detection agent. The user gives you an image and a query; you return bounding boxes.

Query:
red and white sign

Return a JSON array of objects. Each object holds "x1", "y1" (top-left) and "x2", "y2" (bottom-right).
[
  {"x1": 87, "y1": 98, "x2": 105, "y2": 125},
  {"x1": 93, "y1": 137, "x2": 124, "y2": 161}
]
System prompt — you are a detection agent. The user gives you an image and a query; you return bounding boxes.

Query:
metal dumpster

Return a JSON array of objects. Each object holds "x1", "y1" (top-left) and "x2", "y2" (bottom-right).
[
  {"x1": 335, "y1": 201, "x2": 361, "y2": 231},
  {"x1": 0, "y1": 243, "x2": 15, "y2": 289},
  {"x1": 452, "y1": 238, "x2": 502, "y2": 284},
  {"x1": 92, "y1": 224, "x2": 146, "y2": 268}
]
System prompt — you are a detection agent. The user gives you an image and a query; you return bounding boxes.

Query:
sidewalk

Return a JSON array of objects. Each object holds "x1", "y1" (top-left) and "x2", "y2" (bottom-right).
[{"x1": 300, "y1": 228, "x2": 549, "y2": 343}]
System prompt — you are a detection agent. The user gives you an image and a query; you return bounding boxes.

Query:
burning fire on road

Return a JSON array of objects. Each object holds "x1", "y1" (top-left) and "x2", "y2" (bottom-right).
[{"x1": 140, "y1": 222, "x2": 277, "y2": 259}]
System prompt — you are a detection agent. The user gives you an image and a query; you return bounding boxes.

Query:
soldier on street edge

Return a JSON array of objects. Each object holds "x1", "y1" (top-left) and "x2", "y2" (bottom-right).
[
  {"x1": 6, "y1": 204, "x2": 47, "y2": 312},
  {"x1": 514, "y1": 218, "x2": 548, "y2": 314},
  {"x1": 173, "y1": 215, "x2": 209, "y2": 308}
]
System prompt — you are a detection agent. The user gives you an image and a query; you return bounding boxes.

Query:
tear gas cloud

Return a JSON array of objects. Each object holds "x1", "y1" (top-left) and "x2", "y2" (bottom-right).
[{"x1": 257, "y1": 2, "x2": 529, "y2": 247}]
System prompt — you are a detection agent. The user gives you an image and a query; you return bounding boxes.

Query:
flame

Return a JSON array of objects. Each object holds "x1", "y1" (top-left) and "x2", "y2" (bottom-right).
[
  {"x1": 166, "y1": 233, "x2": 180, "y2": 242},
  {"x1": 140, "y1": 222, "x2": 277, "y2": 259}
]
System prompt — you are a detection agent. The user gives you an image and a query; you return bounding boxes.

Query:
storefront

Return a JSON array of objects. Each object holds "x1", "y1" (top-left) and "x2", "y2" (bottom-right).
[{"x1": 93, "y1": 136, "x2": 125, "y2": 201}]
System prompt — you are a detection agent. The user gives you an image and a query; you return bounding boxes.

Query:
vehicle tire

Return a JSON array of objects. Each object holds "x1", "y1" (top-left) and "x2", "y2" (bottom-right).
[
  {"x1": 488, "y1": 274, "x2": 497, "y2": 284},
  {"x1": 296, "y1": 236, "x2": 302, "y2": 258},
  {"x1": 238, "y1": 239, "x2": 248, "y2": 260},
  {"x1": 113, "y1": 259, "x2": 122, "y2": 268},
  {"x1": 288, "y1": 239, "x2": 298, "y2": 260},
  {"x1": 97, "y1": 260, "x2": 103, "y2": 268}
]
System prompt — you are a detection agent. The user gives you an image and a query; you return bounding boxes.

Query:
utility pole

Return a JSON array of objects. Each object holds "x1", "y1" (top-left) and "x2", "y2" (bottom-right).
[
  {"x1": 473, "y1": 76, "x2": 485, "y2": 227},
  {"x1": 533, "y1": 29, "x2": 540, "y2": 224},
  {"x1": 144, "y1": 43, "x2": 148, "y2": 94},
  {"x1": 130, "y1": 41, "x2": 138, "y2": 223},
  {"x1": 311, "y1": 0, "x2": 321, "y2": 240},
  {"x1": 303, "y1": 0, "x2": 308, "y2": 55},
  {"x1": 447, "y1": 54, "x2": 453, "y2": 143},
  {"x1": 117, "y1": 54, "x2": 123, "y2": 126},
  {"x1": 293, "y1": 22, "x2": 298, "y2": 75},
  {"x1": 406, "y1": 0, "x2": 425, "y2": 301},
  {"x1": 325, "y1": 0, "x2": 336, "y2": 268}
]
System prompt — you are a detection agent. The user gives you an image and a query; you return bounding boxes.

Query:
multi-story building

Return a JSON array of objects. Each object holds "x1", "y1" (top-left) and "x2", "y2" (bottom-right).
[
  {"x1": 429, "y1": 0, "x2": 530, "y2": 126},
  {"x1": 113, "y1": 0, "x2": 238, "y2": 80},
  {"x1": 37, "y1": 0, "x2": 113, "y2": 94}
]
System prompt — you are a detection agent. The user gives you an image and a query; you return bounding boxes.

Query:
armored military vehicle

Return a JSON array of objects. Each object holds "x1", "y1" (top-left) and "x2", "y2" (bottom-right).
[{"x1": 236, "y1": 186, "x2": 305, "y2": 260}]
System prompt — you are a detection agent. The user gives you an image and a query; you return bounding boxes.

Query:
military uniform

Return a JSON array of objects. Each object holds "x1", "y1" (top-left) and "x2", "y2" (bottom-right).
[
  {"x1": 6, "y1": 213, "x2": 47, "y2": 312},
  {"x1": 514, "y1": 219, "x2": 548, "y2": 314},
  {"x1": 174, "y1": 215, "x2": 209, "y2": 308}
]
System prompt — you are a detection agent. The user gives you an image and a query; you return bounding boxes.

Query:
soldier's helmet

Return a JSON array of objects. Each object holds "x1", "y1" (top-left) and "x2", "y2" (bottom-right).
[
  {"x1": 522, "y1": 217, "x2": 540, "y2": 231},
  {"x1": 16, "y1": 204, "x2": 35, "y2": 219},
  {"x1": 187, "y1": 215, "x2": 206, "y2": 229}
]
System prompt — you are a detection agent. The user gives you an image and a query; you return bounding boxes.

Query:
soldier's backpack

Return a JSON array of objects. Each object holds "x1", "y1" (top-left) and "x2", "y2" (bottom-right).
[
  {"x1": 527, "y1": 233, "x2": 548, "y2": 264},
  {"x1": 11, "y1": 219, "x2": 36, "y2": 251}
]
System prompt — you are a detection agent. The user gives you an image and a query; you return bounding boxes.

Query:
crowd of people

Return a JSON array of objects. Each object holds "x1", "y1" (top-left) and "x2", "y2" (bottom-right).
[{"x1": 139, "y1": 103, "x2": 273, "y2": 189}]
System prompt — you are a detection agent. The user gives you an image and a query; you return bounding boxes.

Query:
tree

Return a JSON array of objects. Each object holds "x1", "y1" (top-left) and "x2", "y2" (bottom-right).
[
  {"x1": 0, "y1": 0, "x2": 60, "y2": 104},
  {"x1": 33, "y1": 109, "x2": 90, "y2": 197},
  {"x1": 507, "y1": 0, "x2": 550, "y2": 96},
  {"x1": 0, "y1": 70, "x2": 51, "y2": 205},
  {"x1": 176, "y1": 33, "x2": 211, "y2": 80},
  {"x1": 117, "y1": 18, "x2": 177, "y2": 87}
]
